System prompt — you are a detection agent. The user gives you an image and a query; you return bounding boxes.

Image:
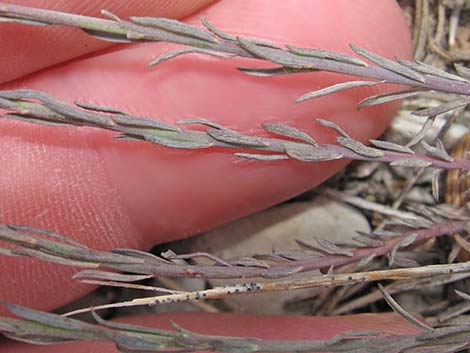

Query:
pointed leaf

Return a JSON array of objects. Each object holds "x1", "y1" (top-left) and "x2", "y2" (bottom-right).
[
  {"x1": 350, "y1": 44, "x2": 425, "y2": 82},
  {"x1": 297, "y1": 81, "x2": 377, "y2": 103},
  {"x1": 262, "y1": 122, "x2": 318, "y2": 145},
  {"x1": 129, "y1": 16, "x2": 217, "y2": 43},
  {"x1": 358, "y1": 90, "x2": 425, "y2": 108}
]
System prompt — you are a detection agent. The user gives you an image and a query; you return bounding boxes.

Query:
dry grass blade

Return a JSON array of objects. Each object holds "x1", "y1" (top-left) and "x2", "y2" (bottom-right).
[
  {"x1": 399, "y1": 233, "x2": 419, "y2": 248},
  {"x1": 406, "y1": 115, "x2": 436, "y2": 148},
  {"x1": 432, "y1": 169, "x2": 442, "y2": 201},
  {"x1": 446, "y1": 133, "x2": 470, "y2": 218},
  {"x1": 322, "y1": 188, "x2": 423, "y2": 221},
  {"x1": 388, "y1": 243, "x2": 399, "y2": 266},
  {"x1": 378, "y1": 284, "x2": 434, "y2": 332},
  {"x1": 455, "y1": 64, "x2": 470, "y2": 80},
  {"x1": 412, "y1": 97, "x2": 470, "y2": 117},
  {"x1": 456, "y1": 290, "x2": 470, "y2": 301}
]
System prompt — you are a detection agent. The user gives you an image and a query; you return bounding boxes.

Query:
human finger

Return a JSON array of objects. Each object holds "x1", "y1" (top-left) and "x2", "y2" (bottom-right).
[
  {"x1": 0, "y1": 0, "x2": 411, "y2": 314},
  {"x1": 0, "y1": 0, "x2": 215, "y2": 84}
]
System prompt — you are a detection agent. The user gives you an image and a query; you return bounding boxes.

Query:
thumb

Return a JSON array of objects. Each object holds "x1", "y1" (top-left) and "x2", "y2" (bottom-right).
[{"x1": 0, "y1": 0, "x2": 411, "y2": 314}]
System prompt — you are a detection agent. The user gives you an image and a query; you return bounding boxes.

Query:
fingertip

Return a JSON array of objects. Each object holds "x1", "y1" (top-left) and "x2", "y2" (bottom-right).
[
  {"x1": 0, "y1": 0, "x2": 215, "y2": 84},
  {"x1": 191, "y1": 0, "x2": 411, "y2": 59}
]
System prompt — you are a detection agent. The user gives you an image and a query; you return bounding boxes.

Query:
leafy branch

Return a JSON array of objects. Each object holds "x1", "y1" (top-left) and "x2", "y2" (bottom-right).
[
  {"x1": 1, "y1": 298, "x2": 470, "y2": 352},
  {"x1": 0, "y1": 2, "x2": 469, "y2": 106},
  {"x1": 0, "y1": 198, "x2": 468, "y2": 281},
  {"x1": 3, "y1": 194, "x2": 469, "y2": 318},
  {"x1": 0, "y1": 3, "x2": 469, "y2": 170},
  {"x1": 5, "y1": 219, "x2": 470, "y2": 351},
  {"x1": 0, "y1": 89, "x2": 468, "y2": 170}
]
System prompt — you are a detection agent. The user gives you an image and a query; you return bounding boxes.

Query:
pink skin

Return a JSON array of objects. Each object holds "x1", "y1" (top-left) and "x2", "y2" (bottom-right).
[
  {"x1": 0, "y1": 0, "x2": 414, "y2": 349},
  {"x1": 0, "y1": 0, "x2": 215, "y2": 84}
]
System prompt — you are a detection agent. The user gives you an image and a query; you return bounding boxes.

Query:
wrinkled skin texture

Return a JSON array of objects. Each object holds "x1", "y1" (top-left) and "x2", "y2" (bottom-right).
[{"x1": 0, "y1": 0, "x2": 414, "y2": 351}]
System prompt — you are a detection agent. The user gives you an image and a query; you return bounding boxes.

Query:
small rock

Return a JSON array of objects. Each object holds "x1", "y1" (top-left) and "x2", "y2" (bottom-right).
[{"x1": 185, "y1": 196, "x2": 370, "y2": 314}]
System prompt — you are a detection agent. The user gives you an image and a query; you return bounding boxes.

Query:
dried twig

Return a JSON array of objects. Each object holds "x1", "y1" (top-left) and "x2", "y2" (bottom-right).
[{"x1": 62, "y1": 261, "x2": 470, "y2": 316}]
